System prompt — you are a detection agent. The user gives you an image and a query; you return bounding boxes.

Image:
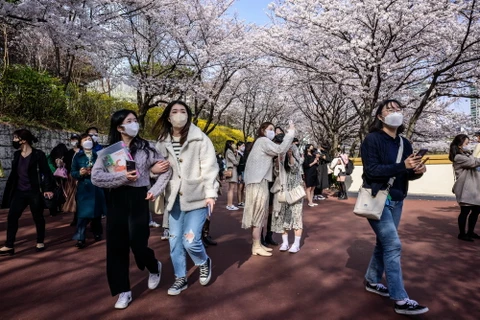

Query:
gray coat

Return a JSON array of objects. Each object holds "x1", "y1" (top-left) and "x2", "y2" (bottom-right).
[{"x1": 452, "y1": 153, "x2": 480, "y2": 206}]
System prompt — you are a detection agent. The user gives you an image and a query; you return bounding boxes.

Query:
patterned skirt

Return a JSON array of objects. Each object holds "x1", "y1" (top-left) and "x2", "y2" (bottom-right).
[{"x1": 242, "y1": 179, "x2": 269, "y2": 229}]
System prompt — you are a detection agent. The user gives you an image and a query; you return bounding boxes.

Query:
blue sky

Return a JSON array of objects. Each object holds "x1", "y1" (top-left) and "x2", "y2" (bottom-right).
[{"x1": 229, "y1": 0, "x2": 272, "y2": 25}]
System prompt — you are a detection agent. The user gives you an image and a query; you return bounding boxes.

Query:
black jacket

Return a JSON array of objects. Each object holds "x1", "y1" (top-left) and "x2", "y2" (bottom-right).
[
  {"x1": 1, "y1": 148, "x2": 55, "y2": 208},
  {"x1": 360, "y1": 131, "x2": 422, "y2": 200}
]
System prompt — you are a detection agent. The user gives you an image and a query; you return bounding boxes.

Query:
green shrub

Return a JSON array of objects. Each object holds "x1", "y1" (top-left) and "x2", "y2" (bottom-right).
[{"x1": 0, "y1": 65, "x2": 67, "y2": 127}]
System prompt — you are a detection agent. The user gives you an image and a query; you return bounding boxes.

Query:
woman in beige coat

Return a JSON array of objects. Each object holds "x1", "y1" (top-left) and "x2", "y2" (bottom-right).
[
  {"x1": 242, "y1": 121, "x2": 295, "y2": 257},
  {"x1": 152, "y1": 100, "x2": 218, "y2": 295},
  {"x1": 450, "y1": 134, "x2": 480, "y2": 241},
  {"x1": 224, "y1": 140, "x2": 240, "y2": 210}
]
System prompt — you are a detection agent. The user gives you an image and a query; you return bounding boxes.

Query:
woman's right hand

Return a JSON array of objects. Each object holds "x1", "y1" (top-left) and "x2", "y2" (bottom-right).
[
  {"x1": 80, "y1": 167, "x2": 88, "y2": 176},
  {"x1": 404, "y1": 154, "x2": 422, "y2": 169},
  {"x1": 287, "y1": 120, "x2": 295, "y2": 132},
  {"x1": 151, "y1": 160, "x2": 170, "y2": 174},
  {"x1": 126, "y1": 170, "x2": 138, "y2": 181}
]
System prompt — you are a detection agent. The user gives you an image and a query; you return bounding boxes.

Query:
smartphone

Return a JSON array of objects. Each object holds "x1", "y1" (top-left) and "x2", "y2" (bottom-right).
[
  {"x1": 126, "y1": 160, "x2": 136, "y2": 173},
  {"x1": 415, "y1": 149, "x2": 428, "y2": 158},
  {"x1": 414, "y1": 157, "x2": 429, "y2": 169},
  {"x1": 207, "y1": 204, "x2": 212, "y2": 217}
]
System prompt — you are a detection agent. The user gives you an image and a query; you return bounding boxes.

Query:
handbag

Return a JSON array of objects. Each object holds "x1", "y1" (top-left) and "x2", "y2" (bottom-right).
[
  {"x1": 224, "y1": 168, "x2": 233, "y2": 179},
  {"x1": 353, "y1": 137, "x2": 404, "y2": 220},
  {"x1": 54, "y1": 166, "x2": 68, "y2": 179},
  {"x1": 276, "y1": 155, "x2": 306, "y2": 204}
]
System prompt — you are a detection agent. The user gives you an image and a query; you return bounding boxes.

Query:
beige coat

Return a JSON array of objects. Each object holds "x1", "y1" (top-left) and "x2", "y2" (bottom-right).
[
  {"x1": 244, "y1": 131, "x2": 295, "y2": 185},
  {"x1": 155, "y1": 124, "x2": 219, "y2": 212},
  {"x1": 225, "y1": 149, "x2": 240, "y2": 183},
  {"x1": 452, "y1": 153, "x2": 480, "y2": 206}
]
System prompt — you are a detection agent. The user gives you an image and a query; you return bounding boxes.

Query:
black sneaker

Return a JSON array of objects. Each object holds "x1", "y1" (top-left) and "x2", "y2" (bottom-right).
[
  {"x1": 167, "y1": 277, "x2": 188, "y2": 296},
  {"x1": 394, "y1": 299, "x2": 429, "y2": 315},
  {"x1": 199, "y1": 258, "x2": 212, "y2": 286},
  {"x1": 467, "y1": 232, "x2": 480, "y2": 239},
  {"x1": 458, "y1": 233, "x2": 474, "y2": 242},
  {"x1": 365, "y1": 282, "x2": 389, "y2": 297}
]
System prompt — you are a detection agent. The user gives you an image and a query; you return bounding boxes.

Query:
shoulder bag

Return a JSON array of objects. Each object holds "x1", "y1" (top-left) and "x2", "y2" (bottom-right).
[
  {"x1": 353, "y1": 137, "x2": 404, "y2": 220},
  {"x1": 277, "y1": 155, "x2": 306, "y2": 204}
]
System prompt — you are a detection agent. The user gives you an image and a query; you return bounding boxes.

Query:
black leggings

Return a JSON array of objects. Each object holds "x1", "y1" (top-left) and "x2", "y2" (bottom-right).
[
  {"x1": 5, "y1": 190, "x2": 45, "y2": 248},
  {"x1": 458, "y1": 205, "x2": 480, "y2": 235}
]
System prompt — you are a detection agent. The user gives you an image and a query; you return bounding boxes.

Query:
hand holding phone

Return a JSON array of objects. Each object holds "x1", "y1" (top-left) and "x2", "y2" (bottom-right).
[
  {"x1": 126, "y1": 160, "x2": 136, "y2": 175},
  {"x1": 415, "y1": 149, "x2": 428, "y2": 158}
]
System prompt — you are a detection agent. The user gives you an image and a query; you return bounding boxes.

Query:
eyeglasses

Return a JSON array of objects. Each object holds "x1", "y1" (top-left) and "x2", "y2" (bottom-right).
[{"x1": 89, "y1": 133, "x2": 98, "y2": 136}]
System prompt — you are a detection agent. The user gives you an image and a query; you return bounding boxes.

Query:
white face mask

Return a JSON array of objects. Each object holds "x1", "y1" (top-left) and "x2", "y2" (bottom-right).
[
  {"x1": 90, "y1": 135, "x2": 99, "y2": 143},
  {"x1": 70, "y1": 141, "x2": 78, "y2": 147},
  {"x1": 239, "y1": 145, "x2": 245, "y2": 152},
  {"x1": 462, "y1": 145, "x2": 471, "y2": 152},
  {"x1": 170, "y1": 113, "x2": 188, "y2": 128},
  {"x1": 265, "y1": 130, "x2": 275, "y2": 140},
  {"x1": 122, "y1": 122, "x2": 139, "y2": 137},
  {"x1": 82, "y1": 140, "x2": 93, "y2": 150},
  {"x1": 383, "y1": 112, "x2": 404, "y2": 128}
]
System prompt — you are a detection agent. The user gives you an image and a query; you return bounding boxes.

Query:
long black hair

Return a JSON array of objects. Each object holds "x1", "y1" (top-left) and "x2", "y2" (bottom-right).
[
  {"x1": 152, "y1": 100, "x2": 193, "y2": 145},
  {"x1": 369, "y1": 99, "x2": 405, "y2": 134},
  {"x1": 108, "y1": 109, "x2": 156, "y2": 157},
  {"x1": 224, "y1": 140, "x2": 235, "y2": 156},
  {"x1": 13, "y1": 129, "x2": 38, "y2": 145},
  {"x1": 449, "y1": 134, "x2": 469, "y2": 162},
  {"x1": 50, "y1": 143, "x2": 68, "y2": 160},
  {"x1": 304, "y1": 143, "x2": 313, "y2": 157}
]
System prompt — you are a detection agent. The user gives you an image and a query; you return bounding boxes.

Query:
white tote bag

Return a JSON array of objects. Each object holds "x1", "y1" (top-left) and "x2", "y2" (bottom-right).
[{"x1": 353, "y1": 137, "x2": 403, "y2": 220}]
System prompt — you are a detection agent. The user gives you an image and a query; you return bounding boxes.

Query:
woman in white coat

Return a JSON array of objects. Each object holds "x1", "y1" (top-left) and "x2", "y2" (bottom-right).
[
  {"x1": 152, "y1": 100, "x2": 218, "y2": 296},
  {"x1": 242, "y1": 121, "x2": 295, "y2": 257}
]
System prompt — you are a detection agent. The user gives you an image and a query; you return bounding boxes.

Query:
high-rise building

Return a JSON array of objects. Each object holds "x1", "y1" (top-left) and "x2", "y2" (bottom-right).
[{"x1": 471, "y1": 86, "x2": 479, "y2": 125}]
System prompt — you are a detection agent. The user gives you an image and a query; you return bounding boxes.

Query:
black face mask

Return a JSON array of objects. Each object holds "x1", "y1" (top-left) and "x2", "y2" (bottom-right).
[{"x1": 12, "y1": 141, "x2": 21, "y2": 149}]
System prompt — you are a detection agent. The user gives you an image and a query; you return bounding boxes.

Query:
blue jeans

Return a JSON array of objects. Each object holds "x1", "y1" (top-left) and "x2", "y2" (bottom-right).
[
  {"x1": 169, "y1": 197, "x2": 208, "y2": 278},
  {"x1": 365, "y1": 200, "x2": 408, "y2": 300}
]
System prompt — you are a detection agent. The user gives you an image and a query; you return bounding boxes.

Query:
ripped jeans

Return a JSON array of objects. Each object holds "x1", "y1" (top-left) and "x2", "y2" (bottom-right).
[{"x1": 168, "y1": 196, "x2": 208, "y2": 278}]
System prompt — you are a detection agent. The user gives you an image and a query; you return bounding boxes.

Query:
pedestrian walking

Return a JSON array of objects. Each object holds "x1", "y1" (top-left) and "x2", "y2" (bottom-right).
[
  {"x1": 152, "y1": 100, "x2": 218, "y2": 295},
  {"x1": 450, "y1": 134, "x2": 480, "y2": 241},
  {"x1": 91, "y1": 109, "x2": 171, "y2": 309},
  {"x1": 360, "y1": 99, "x2": 428, "y2": 315}
]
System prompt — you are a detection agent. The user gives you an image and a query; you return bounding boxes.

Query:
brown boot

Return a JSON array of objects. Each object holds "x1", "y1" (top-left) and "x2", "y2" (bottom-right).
[{"x1": 252, "y1": 240, "x2": 272, "y2": 257}]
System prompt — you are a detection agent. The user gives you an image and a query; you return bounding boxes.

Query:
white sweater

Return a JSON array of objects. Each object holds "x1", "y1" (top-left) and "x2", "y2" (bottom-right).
[
  {"x1": 244, "y1": 131, "x2": 295, "y2": 185},
  {"x1": 155, "y1": 124, "x2": 219, "y2": 212}
]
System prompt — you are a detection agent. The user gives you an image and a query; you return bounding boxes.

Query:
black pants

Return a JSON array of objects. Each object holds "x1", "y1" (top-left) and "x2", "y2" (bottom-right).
[
  {"x1": 5, "y1": 190, "x2": 45, "y2": 247},
  {"x1": 458, "y1": 205, "x2": 480, "y2": 235},
  {"x1": 106, "y1": 186, "x2": 159, "y2": 296}
]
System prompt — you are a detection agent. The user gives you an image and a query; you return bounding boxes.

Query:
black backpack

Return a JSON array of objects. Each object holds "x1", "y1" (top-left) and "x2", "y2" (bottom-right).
[{"x1": 345, "y1": 160, "x2": 354, "y2": 175}]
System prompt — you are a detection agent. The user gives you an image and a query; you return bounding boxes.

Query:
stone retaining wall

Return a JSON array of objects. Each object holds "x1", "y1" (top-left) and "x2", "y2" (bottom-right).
[{"x1": 0, "y1": 122, "x2": 107, "y2": 204}]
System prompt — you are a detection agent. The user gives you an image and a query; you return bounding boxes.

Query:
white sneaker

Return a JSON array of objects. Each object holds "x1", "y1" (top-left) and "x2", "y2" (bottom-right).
[
  {"x1": 161, "y1": 228, "x2": 170, "y2": 240},
  {"x1": 114, "y1": 291, "x2": 132, "y2": 309},
  {"x1": 148, "y1": 261, "x2": 162, "y2": 289},
  {"x1": 288, "y1": 244, "x2": 300, "y2": 253},
  {"x1": 226, "y1": 205, "x2": 239, "y2": 210},
  {"x1": 149, "y1": 221, "x2": 160, "y2": 228},
  {"x1": 279, "y1": 243, "x2": 289, "y2": 252},
  {"x1": 317, "y1": 195, "x2": 326, "y2": 200}
]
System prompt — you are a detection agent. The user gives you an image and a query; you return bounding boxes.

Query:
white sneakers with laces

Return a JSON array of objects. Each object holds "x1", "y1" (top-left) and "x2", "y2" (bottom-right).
[
  {"x1": 279, "y1": 243, "x2": 289, "y2": 251},
  {"x1": 226, "y1": 205, "x2": 239, "y2": 210},
  {"x1": 114, "y1": 291, "x2": 132, "y2": 309}
]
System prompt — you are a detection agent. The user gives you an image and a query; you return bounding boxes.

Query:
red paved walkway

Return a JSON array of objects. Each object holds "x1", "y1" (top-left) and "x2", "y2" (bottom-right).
[{"x1": 0, "y1": 192, "x2": 478, "y2": 320}]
